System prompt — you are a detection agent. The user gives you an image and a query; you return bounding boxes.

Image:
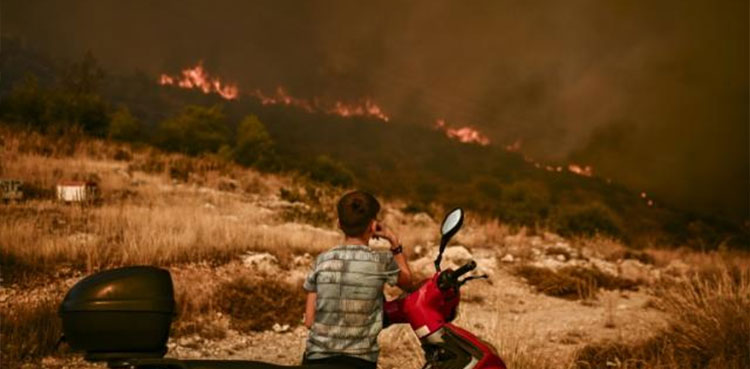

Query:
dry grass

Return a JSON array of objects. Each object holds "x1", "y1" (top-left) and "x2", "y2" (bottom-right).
[
  {"x1": 216, "y1": 275, "x2": 306, "y2": 332},
  {"x1": 456, "y1": 218, "x2": 513, "y2": 249},
  {"x1": 514, "y1": 265, "x2": 639, "y2": 300},
  {"x1": 170, "y1": 264, "x2": 225, "y2": 338},
  {"x1": 1, "y1": 126, "x2": 345, "y2": 284},
  {"x1": 464, "y1": 285, "x2": 562, "y2": 369},
  {"x1": 647, "y1": 247, "x2": 750, "y2": 271},
  {"x1": 0, "y1": 198, "x2": 339, "y2": 283},
  {"x1": 173, "y1": 269, "x2": 306, "y2": 336},
  {"x1": 4, "y1": 126, "x2": 749, "y2": 369},
  {"x1": 0, "y1": 297, "x2": 63, "y2": 367},
  {"x1": 574, "y1": 268, "x2": 750, "y2": 369}
]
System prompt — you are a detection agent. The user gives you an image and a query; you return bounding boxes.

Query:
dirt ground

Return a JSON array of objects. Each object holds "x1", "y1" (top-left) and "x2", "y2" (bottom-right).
[{"x1": 8, "y1": 242, "x2": 669, "y2": 369}]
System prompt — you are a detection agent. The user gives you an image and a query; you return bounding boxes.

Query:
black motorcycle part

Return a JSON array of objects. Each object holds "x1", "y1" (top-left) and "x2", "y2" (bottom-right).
[
  {"x1": 59, "y1": 266, "x2": 175, "y2": 362},
  {"x1": 420, "y1": 327, "x2": 483, "y2": 369},
  {"x1": 112, "y1": 358, "x2": 369, "y2": 369}
]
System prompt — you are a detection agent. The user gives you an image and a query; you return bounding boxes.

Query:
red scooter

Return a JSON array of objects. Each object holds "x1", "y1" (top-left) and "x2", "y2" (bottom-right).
[
  {"x1": 59, "y1": 208, "x2": 505, "y2": 369},
  {"x1": 384, "y1": 208, "x2": 507, "y2": 369}
]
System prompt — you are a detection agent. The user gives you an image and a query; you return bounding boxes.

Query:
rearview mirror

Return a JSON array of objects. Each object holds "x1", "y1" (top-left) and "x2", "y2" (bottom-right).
[{"x1": 435, "y1": 208, "x2": 464, "y2": 271}]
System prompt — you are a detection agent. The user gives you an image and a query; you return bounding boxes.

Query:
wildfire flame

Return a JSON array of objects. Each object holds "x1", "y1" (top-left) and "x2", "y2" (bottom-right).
[
  {"x1": 328, "y1": 99, "x2": 389, "y2": 122},
  {"x1": 251, "y1": 87, "x2": 389, "y2": 122},
  {"x1": 158, "y1": 62, "x2": 239, "y2": 100},
  {"x1": 160, "y1": 62, "x2": 390, "y2": 121},
  {"x1": 156, "y1": 62, "x2": 623, "y2": 185},
  {"x1": 567, "y1": 164, "x2": 594, "y2": 177},
  {"x1": 505, "y1": 139, "x2": 522, "y2": 152},
  {"x1": 435, "y1": 119, "x2": 491, "y2": 146},
  {"x1": 252, "y1": 87, "x2": 315, "y2": 113}
]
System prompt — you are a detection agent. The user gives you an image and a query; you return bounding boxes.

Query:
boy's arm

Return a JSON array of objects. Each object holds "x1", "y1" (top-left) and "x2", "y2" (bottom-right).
[
  {"x1": 304, "y1": 292, "x2": 316, "y2": 328},
  {"x1": 375, "y1": 223, "x2": 413, "y2": 290},
  {"x1": 392, "y1": 251, "x2": 413, "y2": 291}
]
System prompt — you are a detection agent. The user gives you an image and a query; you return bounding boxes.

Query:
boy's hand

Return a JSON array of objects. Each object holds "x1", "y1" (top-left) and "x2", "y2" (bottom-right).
[{"x1": 374, "y1": 222, "x2": 400, "y2": 249}]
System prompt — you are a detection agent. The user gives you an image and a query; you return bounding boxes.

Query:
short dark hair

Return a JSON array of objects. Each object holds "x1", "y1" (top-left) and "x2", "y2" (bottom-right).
[{"x1": 337, "y1": 191, "x2": 381, "y2": 237}]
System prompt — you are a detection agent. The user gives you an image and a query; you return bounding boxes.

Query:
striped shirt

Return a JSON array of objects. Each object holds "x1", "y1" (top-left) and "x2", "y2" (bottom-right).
[{"x1": 303, "y1": 244, "x2": 400, "y2": 363}]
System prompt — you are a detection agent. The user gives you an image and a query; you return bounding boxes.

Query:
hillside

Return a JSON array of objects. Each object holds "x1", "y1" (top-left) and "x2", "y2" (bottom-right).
[
  {"x1": 1, "y1": 127, "x2": 748, "y2": 369},
  {"x1": 1, "y1": 39, "x2": 747, "y2": 250}
]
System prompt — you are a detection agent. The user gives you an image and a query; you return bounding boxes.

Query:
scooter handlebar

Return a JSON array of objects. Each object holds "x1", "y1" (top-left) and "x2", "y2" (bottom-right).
[
  {"x1": 453, "y1": 260, "x2": 477, "y2": 279},
  {"x1": 437, "y1": 260, "x2": 476, "y2": 290}
]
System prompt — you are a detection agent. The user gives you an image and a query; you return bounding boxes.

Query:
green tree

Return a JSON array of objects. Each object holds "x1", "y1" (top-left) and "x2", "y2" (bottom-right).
[
  {"x1": 59, "y1": 51, "x2": 105, "y2": 95},
  {"x1": 555, "y1": 202, "x2": 622, "y2": 238},
  {"x1": 233, "y1": 114, "x2": 276, "y2": 169},
  {"x1": 108, "y1": 105, "x2": 141, "y2": 141},
  {"x1": 155, "y1": 105, "x2": 230, "y2": 155},
  {"x1": 54, "y1": 51, "x2": 109, "y2": 135},
  {"x1": 308, "y1": 155, "x2": 354, "y2": 187},
  {"x1": 1, "y1": 74, "x2": 50, "y2": 127},
  {"x1": 499, "y1": 180, "x2": 551, "y2": 226}
]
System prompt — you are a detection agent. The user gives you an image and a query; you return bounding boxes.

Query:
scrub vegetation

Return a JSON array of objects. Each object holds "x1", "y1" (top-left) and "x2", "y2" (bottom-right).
[
  {"x1": 1, "y1": 127, "x2": 748, "y2": 369},
  {"x1": 574, "y1": 268, "x2": 750, "y2": 369},
  {"x1": 1, "y1": 46, "x2": 748, "y2": 369},
  {"x1": 2, "y1": 42, "x2": 747, "y2": 251}
]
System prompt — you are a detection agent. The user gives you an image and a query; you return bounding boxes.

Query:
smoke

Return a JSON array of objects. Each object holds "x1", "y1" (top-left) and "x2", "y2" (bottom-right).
[{"x1": 3, "y1": 0, "x2": 748, "y2": 220}]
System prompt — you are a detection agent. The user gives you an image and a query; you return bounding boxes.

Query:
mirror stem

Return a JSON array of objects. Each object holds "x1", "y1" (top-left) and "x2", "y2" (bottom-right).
[{"x1": 435, "y1": 239, "x2": 447, "y2": 271}]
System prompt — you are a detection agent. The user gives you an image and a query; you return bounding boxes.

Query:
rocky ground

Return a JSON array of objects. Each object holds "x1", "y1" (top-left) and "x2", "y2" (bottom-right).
[{"x1": 4, "y1": 224, "x2": 692, "y2": 369}]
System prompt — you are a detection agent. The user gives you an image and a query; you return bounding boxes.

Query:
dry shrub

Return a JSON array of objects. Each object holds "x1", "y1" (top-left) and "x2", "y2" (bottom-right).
[
  {"x1": 216, "y1": 275, "x2": 305, "y2": 332},
  {"x1": 461, "y1": 290, "x2": 560, "y2": 369},
  {"x1": 378, "y1": 324, "x2": 427, "y2": 369},
  {"x1": 514, "y1": 265, "x2": 638, "y2": 300},
  {"x1": 128, "y1": 153, "x2": 166, "y2": 175},
  {"x1": 574, "y1": 235, "x2": 628, "y2": 260},
  {"x1": 170, "y1": 266, "x2": 224, "y2": 338},
  {"x1": 0, "y1": 298, "x2": 62, "y2": 366},
  {"x1": 574, "y1": 268, "x2": 750, "y2": 369},
  {"x1": 172, "y1": 314, "x2": 229, "y2": 340},
  {"x1": 647, "y1": 247, "x2": 750, "y2": 272},
  {"x1": 456, "y1": 218, "x2": 511, "y2": 249},
  {"x1": 112, "y1": 148, "x2": 132, "y2": 161},
  {"x1": 605, "y1": 249, "x2": 655, "y2": 265}
]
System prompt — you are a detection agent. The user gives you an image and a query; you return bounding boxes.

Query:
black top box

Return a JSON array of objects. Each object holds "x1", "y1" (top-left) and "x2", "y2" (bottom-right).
[{"x1": 59, "y1": 266, "x2": 176, "y2": 362}]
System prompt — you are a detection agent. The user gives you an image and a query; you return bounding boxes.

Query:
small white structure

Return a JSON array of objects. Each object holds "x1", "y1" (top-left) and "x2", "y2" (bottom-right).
[{"x1": 57, "y1": 181, "x2": 99, "y2": 203}]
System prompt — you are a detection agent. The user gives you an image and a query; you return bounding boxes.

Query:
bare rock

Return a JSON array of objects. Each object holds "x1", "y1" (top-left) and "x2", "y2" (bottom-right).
[
  {"x1": 665, "y1": 259, "x2": 690, "y2": 278},
  {"x1": 531, "y1": 258, "x2": 566, "y2": 271},
  {"x1": 618, "y1": 259, "x2": 651, "y2": 283},
  {"x1": 412, "y1": 212, "x2": 436, "y2": 226},
  {"x1": 410, "y1": 245, "x2": 496, "y2": 278},
  {"x1": 272, "y1": 323, "x2": 290, "y2": 333},
  {"x1": 293, "y1": 253, "x2": 313, "y2": 267},
  {"x1": 442, "y1": 246, "x2": 473, "y2": 266},
  {"x1": 501, "y1": 254, "x2": 515, "y2": 263},
  {"x1": 241, "y1": 252, "x2": 280, "y2": 274},
  {"x1": 589, "y1": 258, "x2": 618, "y2": 276}
]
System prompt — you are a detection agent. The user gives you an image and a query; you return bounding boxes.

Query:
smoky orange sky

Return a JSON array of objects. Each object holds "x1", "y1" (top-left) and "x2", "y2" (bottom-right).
[{"x1": 3, "y1": 0, "x2": 748, "y2": 221}]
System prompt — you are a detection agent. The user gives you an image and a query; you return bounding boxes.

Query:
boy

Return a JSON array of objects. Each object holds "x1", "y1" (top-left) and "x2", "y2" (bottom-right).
[{"x1": 302, "y1": 191, "x2": 413, "y2": 369}]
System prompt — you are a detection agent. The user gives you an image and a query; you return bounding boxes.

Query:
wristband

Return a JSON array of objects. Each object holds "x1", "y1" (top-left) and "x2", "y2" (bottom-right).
[{"x1": 390, "y1": 244, "x2": 403, "y2": 255}]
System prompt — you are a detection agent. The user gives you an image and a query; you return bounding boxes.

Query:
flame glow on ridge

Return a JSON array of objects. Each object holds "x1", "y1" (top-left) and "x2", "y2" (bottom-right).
[
  {"x1": 157, "y1": 62, "x2": 638, "y2": 188},
  {"x1": 158, "y1": 62, "x2": 239, "y2": 100},
  {"x1": 567, "y1": 164, "x2": 594, "y2": 177},
  {"x1": 435, "y1": 119, "x2": 491, "y2": 146},
  {"x1": 250, "y1": 87, "x2": 390, "y2": 122},
  {"x1": 159, "y1": 62, "x2": 389, "y2": 121}
]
